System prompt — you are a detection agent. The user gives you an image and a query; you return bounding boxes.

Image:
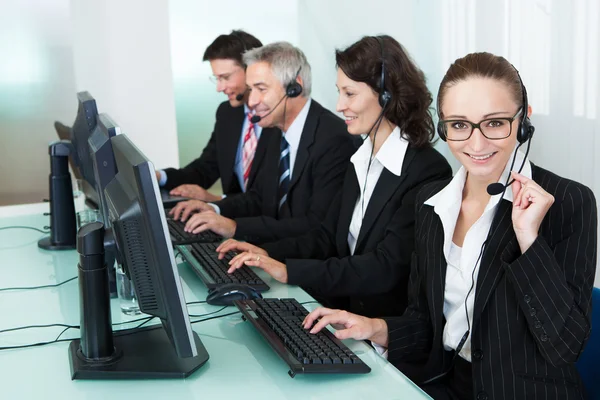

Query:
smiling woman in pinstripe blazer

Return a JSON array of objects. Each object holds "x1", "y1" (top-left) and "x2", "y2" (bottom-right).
[{"x1": 303, "y1": 52, "x2": 597, "y2": 400}]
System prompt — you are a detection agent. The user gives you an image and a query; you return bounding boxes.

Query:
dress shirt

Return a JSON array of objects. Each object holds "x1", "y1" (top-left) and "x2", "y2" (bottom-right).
[
  {"x1": 282, "y1": 98, "x2": 311, "y2": 179},
  {"x1": 158, "y1": 105, "x2": 262, "y2": 190},
  {"x1": 233, "y1": 105, "x2": 263, "y2": 191},
  {"x1": 347, "y1": 126, "x2": 407, "y2": 254},
  {"x1": 210, "y1": 98, "x2": 312, "y2": 215},
  {"x1": 423, "y1": 148, "x2": 532, "y2": 361}
]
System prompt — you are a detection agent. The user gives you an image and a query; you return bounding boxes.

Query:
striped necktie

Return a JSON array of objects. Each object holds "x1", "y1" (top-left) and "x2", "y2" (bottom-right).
[
  {"x1": 241, "y1": 113, "x2": 258, "y2": 190},
  {"x1": 278, "y1": 135, "x2": 291, "y2": 210}
]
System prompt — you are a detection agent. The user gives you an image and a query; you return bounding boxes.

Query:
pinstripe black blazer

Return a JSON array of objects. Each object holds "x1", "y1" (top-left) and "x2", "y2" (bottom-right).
[{"x1": 385, "y1": 165, "x2": 597, "y2": 400}]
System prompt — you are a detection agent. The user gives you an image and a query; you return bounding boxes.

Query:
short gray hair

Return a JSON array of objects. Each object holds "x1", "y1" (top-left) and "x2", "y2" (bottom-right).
[{"x1": 243, "y1": 42, "x2": 312, "y2": 97}]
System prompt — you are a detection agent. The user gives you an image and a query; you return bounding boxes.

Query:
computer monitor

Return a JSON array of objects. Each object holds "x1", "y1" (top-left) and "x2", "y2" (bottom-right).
[
  {"x1": 67, "y1": 133, "x2": 208, "y2": 379},
  {"x1": 88, "y1": 113, "x2": 120, "y2": 227},
  {"x1": 70, "y1": 91, "x2": 101, "y2": 207},
  {"x1": 40, "y1": 92, "x2": 101, "y2": 251},
  {"x1": 108, "y1": 133, "x2": 202, "y2": 354}
]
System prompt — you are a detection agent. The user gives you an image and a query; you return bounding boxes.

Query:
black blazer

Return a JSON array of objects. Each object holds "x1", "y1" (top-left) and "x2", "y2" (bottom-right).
[
  {"x1": 385, "y1": 165, "x2": 597, "y2": 399},
  {"x1": 215, "y1": 99, "x2": 358, "y2": 244},
  {"x1": 163, "y1": 101, "x2": 276, "y2": 195},
  {"x1": 262, "y1": 144, "x2": 452, "y2": 318}
]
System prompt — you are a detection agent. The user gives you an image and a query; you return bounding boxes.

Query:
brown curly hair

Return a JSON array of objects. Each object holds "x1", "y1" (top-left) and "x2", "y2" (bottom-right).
[{"x1": 335, "y1": 35, "x2": 435, "y2": 147}]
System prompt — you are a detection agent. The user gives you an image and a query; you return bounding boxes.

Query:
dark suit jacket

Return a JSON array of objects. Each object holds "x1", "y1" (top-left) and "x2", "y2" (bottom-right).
[
  {"x1": 163, "y1": 101, "x2": 276, "y2": 195},
  {"x1": 214, "y1": 99, "x2": 358, "y2": 244},
  {"x1": 263, "y1": 145, "x2": 452, "y2": 318},
  {"x1": 385, "y1": 165, "x2": 597, "y2": 399}
]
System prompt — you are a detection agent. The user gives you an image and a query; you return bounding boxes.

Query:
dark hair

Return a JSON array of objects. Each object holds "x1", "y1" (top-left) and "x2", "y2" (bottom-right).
[
  {"x1": 202, "y1": 30, "x2": 262, "y2": 66},
  {"x1": 438, "y1": 52, "x2": 523, "y2": 118},
  {"x1": 335, "y1": 35, "x2": 434, "y2": 148}
]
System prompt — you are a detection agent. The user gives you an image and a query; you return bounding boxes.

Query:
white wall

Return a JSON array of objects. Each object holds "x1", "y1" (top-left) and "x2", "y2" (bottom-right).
[
  {"x1": 70, "y1": 0, "x2": 179, "y2": 170},
  {"x1": 0, "y1": 0, "x2": 77, "y2": 205}
]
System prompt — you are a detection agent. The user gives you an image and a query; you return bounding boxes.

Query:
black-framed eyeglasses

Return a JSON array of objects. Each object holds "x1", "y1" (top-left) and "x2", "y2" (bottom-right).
[{"x1": 440, "y1": 108, "x2": 523, "y2": 141}]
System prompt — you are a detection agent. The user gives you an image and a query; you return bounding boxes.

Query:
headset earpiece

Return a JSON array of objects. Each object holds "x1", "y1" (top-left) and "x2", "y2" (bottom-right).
[
  {"x1": 286, "y1": 82, "x2": 302, "y2": 98},
  {"x1": 286, "y1": 67, "x2": 303, "y2": 98},
  {"x1": 514, "y1": 70, "x2": 535, "y2": 144},
  {"x1": 376, "y1": 37, "x2": 392, "y2": 109}
]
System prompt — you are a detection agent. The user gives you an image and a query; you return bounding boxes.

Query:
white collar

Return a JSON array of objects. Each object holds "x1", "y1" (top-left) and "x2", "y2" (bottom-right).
[
  {"x1": 350, "y1": 126, "x2": 407, "y2": 176},
  {"x1": 282, "y1": 98, "x2": 311, "y2": 146},
  {"x1": 425, "y1": 147, "x2": 533, "y2": 210}
]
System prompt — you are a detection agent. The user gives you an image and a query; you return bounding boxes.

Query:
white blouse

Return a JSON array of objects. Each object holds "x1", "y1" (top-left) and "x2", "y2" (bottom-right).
[{"x1": 347, "y1": 126, "x2": 408, "y2": 254}]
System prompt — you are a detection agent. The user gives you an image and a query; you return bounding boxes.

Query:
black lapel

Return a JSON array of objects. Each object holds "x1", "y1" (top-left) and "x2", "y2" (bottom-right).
[
  {"x1": 336, "y1": 167, "x2": 360, "y2": 255},
  {"x1": 287, "y1": 101, "x2": 318, "y2": 192},
  {"x1": 472, "y1": 200, "x2": 516, "y2": 326},
  {"x1": 354, "y1": 147, "x2": 417, "y2": 251},
  {"x1": 224, "y1": 105, "x2": 246, "y2": 174},
  {"x1": 423, "y1": 208, "x2": 448, "y2": 330},
  {"x1": 247, "y1": 127, "x2": 279, "y2": 188}
]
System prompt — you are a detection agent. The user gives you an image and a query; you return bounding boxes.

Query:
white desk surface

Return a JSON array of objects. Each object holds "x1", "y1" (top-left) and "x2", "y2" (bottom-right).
[{"x1": 0, "y1": 204, "x2": 430, "y2": 399}]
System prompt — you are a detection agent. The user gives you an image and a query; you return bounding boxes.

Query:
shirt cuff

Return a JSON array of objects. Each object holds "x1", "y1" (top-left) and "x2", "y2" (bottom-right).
[
  {"x1": 208, "y1": 203, "x2": 221, "y2": 215},
  {"x1": 372, "y1": 342, "x2": 389, "y2": 359},
  {"x1": 158, "y1": 170, "x2": 167, "y2": 186},
  {"x1": 221, "y1": 194, "x2": 227, "y2": 199}
]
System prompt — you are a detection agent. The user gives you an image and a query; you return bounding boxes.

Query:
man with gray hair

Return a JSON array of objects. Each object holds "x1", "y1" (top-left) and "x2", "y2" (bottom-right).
[{"x1": 172, "y1": 41, "x2": 357, "y2": 244}]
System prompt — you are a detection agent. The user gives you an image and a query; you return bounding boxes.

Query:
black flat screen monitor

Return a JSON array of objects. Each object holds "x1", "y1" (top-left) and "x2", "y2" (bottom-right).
[
  {"x1": 70, "y1": 91, "x2": 101, "y2": 207},
  {"x1": 104, "y1": 134, "x2": 208, "y2": 365}
]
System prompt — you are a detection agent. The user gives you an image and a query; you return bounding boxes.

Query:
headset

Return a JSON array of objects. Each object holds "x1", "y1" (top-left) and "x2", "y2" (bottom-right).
[
  {"x1": 360, "y1": 36, "x2": 392, "y2": 218},
  {"x1": 376, "y1": 36, "x2": 392, "y2": 108}
]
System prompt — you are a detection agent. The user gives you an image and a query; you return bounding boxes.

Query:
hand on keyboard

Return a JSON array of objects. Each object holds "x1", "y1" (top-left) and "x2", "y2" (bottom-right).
[
  {"x1": 170, "y1": 199, "x2": 214, "y2": 222},
  {"x1": 216, "y1": 239, "x2": 268, "y2": 260},
  {"x1": 302, "y1": 307, "x2": 389, "y2": 347},
  {"x1": 170, "y1": 184, "x2": 221, "y2": 202},
  {"x1": 227, "y1": 252, "x2": 288, "y2": 283},
  {"x1": 184, "y1": 212, "x2": 237, "y2": 238}
]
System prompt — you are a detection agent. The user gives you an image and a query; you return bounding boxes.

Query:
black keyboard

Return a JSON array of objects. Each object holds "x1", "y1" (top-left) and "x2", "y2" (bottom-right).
[
  {"x1": 235, "y1": 298, "x2": 371, "y2": 377},
  {"x1": 179, "y1": 242, "x2": 270, "y2": 292},
  {"x1": 167, "y1": 218, "x2": 222, "y2": 245}
]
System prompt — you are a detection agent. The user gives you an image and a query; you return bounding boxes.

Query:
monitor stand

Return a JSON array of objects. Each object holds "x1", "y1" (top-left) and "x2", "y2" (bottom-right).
[
  {"x1": 38, "y1": 141, "x2": 77, "y2": 251},
  {"x1": 69, "y1": 327, "x2": 208, "y2": 379},
  {"x1": 68, "y1": 222, "x2": 209, "y2": 380}
]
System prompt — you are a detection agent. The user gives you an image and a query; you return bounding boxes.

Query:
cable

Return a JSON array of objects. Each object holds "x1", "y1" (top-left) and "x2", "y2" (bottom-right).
[
  {"x1": 0, "y1": 276, "x2": 77, "y2": 292},
  {"x1": 187, "y1": 300, "x2": 207, "y2": 306},
  {"x1": 0, "y1": 323, "x2": 79, "y2": 335},
  {"x1": 189, "y1": 305, "x2": 227, "y2": 318},
  {"x1": 54, "y1": 326, "x2": 72, "y2": 342},
  {"x1": 191, "y1": 310, "x2": 241, "y2": 325},
  {"x1": 361, "y1": 110, "x2": 387, "y2": 218},
  {"x1": 132, "y1": 316, "x2": 155, "y2": 330},
  {"x1": 0, "y1": 226, "x2": 50, "y2": 234}
]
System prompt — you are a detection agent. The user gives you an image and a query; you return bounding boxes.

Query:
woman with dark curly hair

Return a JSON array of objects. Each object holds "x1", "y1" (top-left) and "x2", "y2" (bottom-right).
[{"x1": 216, "y1": 35, "x2": 452, "y2": 317}]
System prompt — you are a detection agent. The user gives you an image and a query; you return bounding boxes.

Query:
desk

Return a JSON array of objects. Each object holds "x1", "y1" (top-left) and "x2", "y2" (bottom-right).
[{"x1": 0, "y1": 204, "x2": 430, "y2": 399}]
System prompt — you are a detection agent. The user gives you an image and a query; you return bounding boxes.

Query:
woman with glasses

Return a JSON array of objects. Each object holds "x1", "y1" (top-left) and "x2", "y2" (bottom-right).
[
  {"x1": 303, "y1": 52, "x2": 597, "y2": 399},
  {"x1": 215, "y1": 35, "x2": 452, "y2": 318}
]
